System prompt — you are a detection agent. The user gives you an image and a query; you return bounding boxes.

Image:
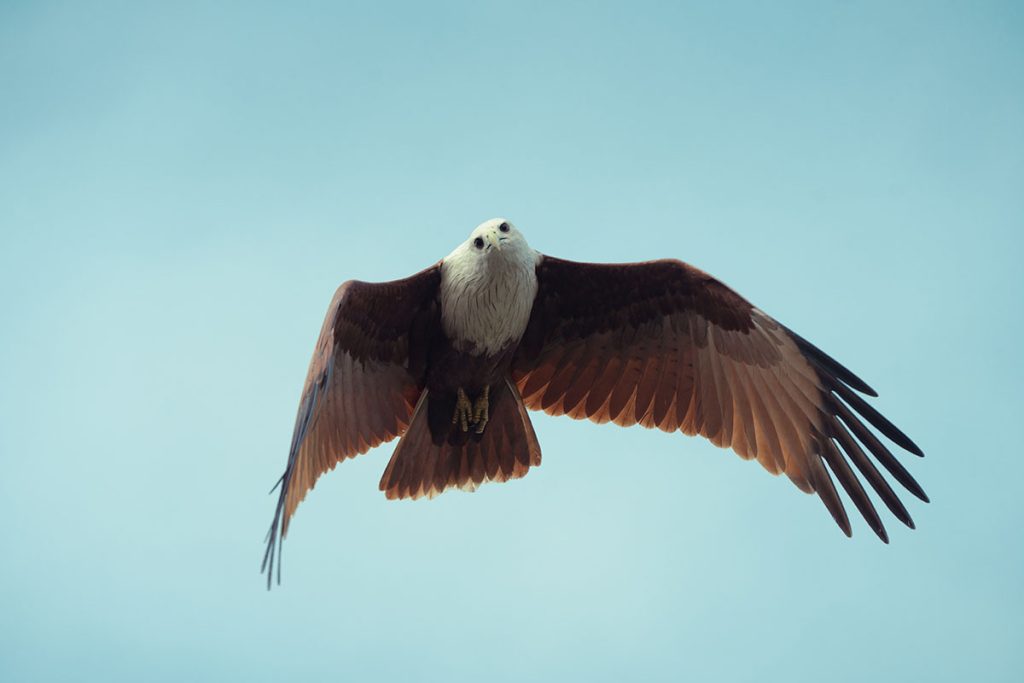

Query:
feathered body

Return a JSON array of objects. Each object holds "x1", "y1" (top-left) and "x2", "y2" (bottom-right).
[{"x1": 417, "y1": 219, "x2": 542, "y2": 450}]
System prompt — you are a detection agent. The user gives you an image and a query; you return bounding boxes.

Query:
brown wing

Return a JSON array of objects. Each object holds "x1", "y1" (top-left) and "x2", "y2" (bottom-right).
[
  {"x1": 262, "y1": 264, "x2": 441, "y2": 587},
  {"x1": 512, "y1": 256, "x2": 927, "y2": 539}
]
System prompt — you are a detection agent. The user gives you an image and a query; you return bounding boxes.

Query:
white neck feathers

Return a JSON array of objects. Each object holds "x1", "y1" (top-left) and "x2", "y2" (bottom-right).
[{"x1": 439, "y1": 246, "x2": 539, "y2": 356}]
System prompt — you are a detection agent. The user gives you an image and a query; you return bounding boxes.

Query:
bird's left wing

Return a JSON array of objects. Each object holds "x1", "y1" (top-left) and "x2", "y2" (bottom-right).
[
  {"x1": 263, "y1": 264, "x2": 441, "y2": 587},
  {"x1": 512, "y1": 255, "x2": 927, "y2": 540}
]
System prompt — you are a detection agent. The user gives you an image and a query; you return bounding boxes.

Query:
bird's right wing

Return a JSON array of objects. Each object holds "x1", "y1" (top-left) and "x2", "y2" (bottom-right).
[{"x1": 262, "y1": 264, "x2": 441, "y2": 587}]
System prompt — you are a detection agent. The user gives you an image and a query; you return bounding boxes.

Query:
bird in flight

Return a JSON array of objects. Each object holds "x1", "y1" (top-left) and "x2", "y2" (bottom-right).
[{"x1": 263, "y1": 218, "x2": 926, "y2": 587}]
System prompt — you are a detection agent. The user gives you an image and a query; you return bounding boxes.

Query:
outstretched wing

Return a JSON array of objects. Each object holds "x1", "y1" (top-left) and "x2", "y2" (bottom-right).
[
  {"x1": 512, "y1": 256, "x2": 927, "y2": 539},
  {"x1": 263, "y1": 265, "x2": 441, "y2": 587}
]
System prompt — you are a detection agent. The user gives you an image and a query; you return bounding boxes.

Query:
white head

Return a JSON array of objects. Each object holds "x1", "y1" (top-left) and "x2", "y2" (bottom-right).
[
  {"x1": 442, "y1": 217, "x2": 537, "y2": 277},
  {"x1": 460, "y1": 218, "x2": 531, "y2": 260}
]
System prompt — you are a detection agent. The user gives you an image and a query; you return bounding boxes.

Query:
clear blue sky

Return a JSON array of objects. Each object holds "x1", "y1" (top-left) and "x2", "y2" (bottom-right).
[{"x1": 1, "y1": 2, "x2": 1021, "y2": 681}]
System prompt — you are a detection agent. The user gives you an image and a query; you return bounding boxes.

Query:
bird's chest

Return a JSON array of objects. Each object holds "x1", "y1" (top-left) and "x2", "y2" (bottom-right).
[{"x1": 439, "y1": 263, "x2": 538, "y2": 356}]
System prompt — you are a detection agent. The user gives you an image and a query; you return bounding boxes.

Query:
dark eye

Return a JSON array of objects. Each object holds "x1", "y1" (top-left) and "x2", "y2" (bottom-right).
[
  {"x1": 499, "y1": 222, "x2": 510, "y2": 233},
  {"x1": 473, "y1": 237, "x2": 484, "y2": 249}
]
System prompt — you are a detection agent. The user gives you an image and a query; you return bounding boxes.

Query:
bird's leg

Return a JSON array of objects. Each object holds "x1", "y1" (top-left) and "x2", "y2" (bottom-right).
[
  {"x1": 471, "y1": 385, "x2": 490, "y2": 434},
  {"x1": 452, "y1": 387, "x2": 473, "y2": 432},
  {"x1": 450, "y1": 386, "x2": 491, "y2": 433}
]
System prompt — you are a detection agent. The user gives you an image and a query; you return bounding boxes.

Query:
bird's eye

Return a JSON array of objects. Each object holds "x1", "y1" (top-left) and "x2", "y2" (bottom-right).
[
  {"x1": 473, "y1": 237, "x2": 484, "y2": 249},
  {"x1": 499, "y1": 222, "x2": 510, "y2": 233}
]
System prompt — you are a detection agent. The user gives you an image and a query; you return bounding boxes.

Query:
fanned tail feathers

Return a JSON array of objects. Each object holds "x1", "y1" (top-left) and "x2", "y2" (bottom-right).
[{"x1": 380, "y1": 379, "x2": 542, "y2": 499}]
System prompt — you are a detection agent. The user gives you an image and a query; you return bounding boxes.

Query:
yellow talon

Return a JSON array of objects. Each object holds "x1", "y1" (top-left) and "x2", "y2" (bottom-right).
[
  {"x1": 451, "y1": 386, "x2": 490, "y2": 434},
  {"x1": 452, "y1": 387, "x2": 473, "y2": 432},
  {"x1": 472, "y1": 385, "x2": 490, "y2": 434}
]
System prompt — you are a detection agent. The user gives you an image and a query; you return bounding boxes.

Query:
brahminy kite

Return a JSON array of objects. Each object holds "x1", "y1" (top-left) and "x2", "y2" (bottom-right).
[{"x1": 263, "y1": 219, "x2": 926, "y2": 587}]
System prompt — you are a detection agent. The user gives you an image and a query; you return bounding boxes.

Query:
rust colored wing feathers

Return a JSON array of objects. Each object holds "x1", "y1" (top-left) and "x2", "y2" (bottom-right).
[
  {"x1": 262, "y1": 265, "x2": 441, "y2": 588},
  {"x1": 511, "y1": 256, "x2": 926, "y2": 540}
]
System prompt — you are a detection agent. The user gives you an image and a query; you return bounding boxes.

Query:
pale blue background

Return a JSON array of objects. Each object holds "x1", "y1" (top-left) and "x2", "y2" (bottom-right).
[{"x1": 1, "y1": 1, "x2": 1021, "y2": 681}]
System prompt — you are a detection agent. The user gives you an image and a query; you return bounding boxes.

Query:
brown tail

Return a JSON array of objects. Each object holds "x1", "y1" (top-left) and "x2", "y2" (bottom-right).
[{"x1": 379, "y1": 379, "x2": 542, "y2": 500}]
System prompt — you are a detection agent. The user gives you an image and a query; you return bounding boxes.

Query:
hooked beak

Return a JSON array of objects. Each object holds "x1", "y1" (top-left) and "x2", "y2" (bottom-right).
[{"x1": 486, "y1": 231, "x2": 502, "y2": 251}]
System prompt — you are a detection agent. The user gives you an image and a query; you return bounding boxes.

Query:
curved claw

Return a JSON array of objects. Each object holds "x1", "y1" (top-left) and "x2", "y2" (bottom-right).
[
  {"x1": 450, "y1": 386, "x2": 491, "y2": 433},
  {"x1": 452, "y1": 387, "x2": 473, "y2": 432},
  {"x1": 472, "y1": 385, "x2": 490, "y2": 433}
]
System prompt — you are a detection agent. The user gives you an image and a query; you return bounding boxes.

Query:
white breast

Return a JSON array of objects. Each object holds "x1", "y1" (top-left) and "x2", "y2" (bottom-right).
[{"x1": 439, "y1": 248, "x2": 539, "y2": 356}]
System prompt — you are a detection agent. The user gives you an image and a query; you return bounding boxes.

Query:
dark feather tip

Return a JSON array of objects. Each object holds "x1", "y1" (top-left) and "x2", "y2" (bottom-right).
[{"x1": 786, "y1": 326, "x2": 878, "y2": 396}]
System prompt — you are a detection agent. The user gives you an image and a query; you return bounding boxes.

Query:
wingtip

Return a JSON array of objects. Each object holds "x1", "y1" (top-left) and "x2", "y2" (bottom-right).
[
  {"x1": 829, "y1": 509, "x2": 852, "y2": 538},
  {"x1": 903, "y1": 479, "x2": 930, "y2": 504},
  {"x1": 831, "y1": 383, "x2": 925, "y2": 458},
  {"x1": 787, "y1": 327, "x2": 878, "y2": 397}
]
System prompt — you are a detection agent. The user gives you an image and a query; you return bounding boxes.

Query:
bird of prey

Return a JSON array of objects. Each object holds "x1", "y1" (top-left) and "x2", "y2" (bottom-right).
[{"x1": 262, "y1": 218, "x2": 926, "y2": 587}]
